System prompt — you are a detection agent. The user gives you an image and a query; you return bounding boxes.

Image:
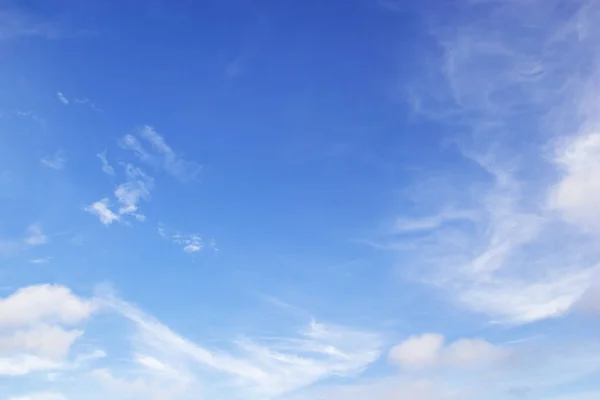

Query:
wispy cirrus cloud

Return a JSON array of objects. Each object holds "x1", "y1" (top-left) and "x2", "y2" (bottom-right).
[
  {"x1": 119, "y1": 126, "x2": 201, "y2": 182},
  {"x1": 40, "y1": 151, "x2": 66, "y2": 170},
  {"x1": 375, "y1": 0, "x2": 600, "y2": 324},
  {"x1": 96, "y1": 151, "x2": 115, "y2": 176},
  {"x1": 0, "y1": 10, "x2": 60, "y2": 40},
  {"x1": 96, "y1": 288, "x2": 382, "y2": 399},
  {"x1": 56, "y1": 92, "x2": 68, "y2": 105}
]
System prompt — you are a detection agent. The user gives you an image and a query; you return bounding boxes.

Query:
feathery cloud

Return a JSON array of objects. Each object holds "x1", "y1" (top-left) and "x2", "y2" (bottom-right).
[
  {"x1": 56, "y1": 92, "x2": 68, "y2": 105},
  {"x1": 379, "y1": 0, "x2": 600, "y2": 324},
  {"x1": 97, "y1": 151, "x2": 115, "y2": 176},
  {"x1": 40, "y1": 151, "x2": 66, "y2": 170},
  {"x1": 119, "y1": 126, "x2": 201, "y2": 182}
]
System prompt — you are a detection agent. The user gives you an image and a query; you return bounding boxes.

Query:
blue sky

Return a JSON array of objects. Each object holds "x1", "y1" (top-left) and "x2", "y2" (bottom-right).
[{"x1": 1, "y1": 0, "x2": 600, "y2": 399}]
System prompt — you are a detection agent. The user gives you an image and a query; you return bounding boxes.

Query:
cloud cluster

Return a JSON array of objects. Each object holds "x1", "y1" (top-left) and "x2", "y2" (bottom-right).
[
  {"x1": 0, "y1": 285, "x2": 96, "y2": 376},
  {"x1": 85, "y1": 164, "x2": 154, "y2": 225},
  {"x1": 0, "y1": 284, "x2": 382, "y2": 399},
  {"x1": 120, "y1": 126, "x2": 201, "y2": 182}
]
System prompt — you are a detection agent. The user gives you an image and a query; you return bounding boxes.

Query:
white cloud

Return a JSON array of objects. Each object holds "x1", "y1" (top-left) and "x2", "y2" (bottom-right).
[
  {"x1": 382, "y1": 0, "x2": 600, "y2": 324},
  {"x1": 0, "y1": 285, "x2": 98, "y2": 381},
  {"x1": 97, "y1": 151, "x2": 115, "y2": 176},
  {"x1": 174, "y1": 234, "x2": 203, "y2": 253},
  {"x1": 0, "y1": 355, "x2": 62, "y2": 376},
  {"x1": 56, "y1": 92, "x2": 68, "y2": 105},
  {"x1": 388, "y1": 333, "x2": 507, "y2": 370},
  {"x1": 84, "y1": 199, "x2": 120, "y2": 225},
  {"x1": 85, "y1": 164, "x2": 153, "y2": 225},
  {"x1": 392, "y1": 209, "x2": 477, "y2": 234},
  {"x1": 119, "y1": 126, "x2": 201, "y2": 182},
  {"x1": 8, "y1": 392, "x2": 67, "y2": 400},
  {"x1": 0, "y1": 284, "x2": 95, "y2": 327},
  {"x1": 24, "y1": 224, "x2": 47, "y2": 246},
  {"x1": 40, "y1": 151, "x2": 66, "y2": 170},
  {"x1": 114, "y1": 164, "x2": 153, "y2": 219},
  {"x1": 0, "y1": 324, "x2": 83, "y2": 360},
  {"x1": 549, "y1": 132, "x2": 600, "y2": 232},
  {"x1": 388, "y1": 334, "x2": 444, "y2": 369},
  {"x1": 100, "y1": 291, "x2": 382, "y2": 398}
]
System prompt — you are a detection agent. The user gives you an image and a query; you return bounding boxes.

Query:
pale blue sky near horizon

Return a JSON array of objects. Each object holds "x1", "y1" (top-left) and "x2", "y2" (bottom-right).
[{"x1": 1, "y1": 1, "x2": 600, "y2": 399}]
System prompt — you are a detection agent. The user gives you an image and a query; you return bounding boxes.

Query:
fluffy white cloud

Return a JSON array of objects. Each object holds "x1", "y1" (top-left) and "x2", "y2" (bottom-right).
[
  {"x1": 0, "y1": 284, "x2": 95, "y2": 327},
  {"x1": 388, "y1": 334, "x2": 444, "y2": 368},
  {"x1": 0, "y1": 285, "x2": 98, "y2": 380},
  {"x1": 0, "y1": 324, "x2": 82, "y2": 360},
  {"x1": 84, "y1": 199, "x2": 120, "y2": 225},
  {"x1": 388, "y1": 333, "x2": 508, "y2": 370},
  {"x1": 549, "y1": 132, "x2": 600, "y2": 231},
  {"x1": 0, "y1": 354, "x2": 62, "y2": 376}
]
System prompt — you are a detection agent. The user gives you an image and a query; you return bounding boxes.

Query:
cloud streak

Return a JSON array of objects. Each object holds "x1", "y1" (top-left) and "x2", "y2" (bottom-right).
[
  {"x1": 379, "y1": 0, "x2": 600, "y2": 324},
  {"x1": 40, "y1": 151, "x2": 66, "y2": 170},
  {"x1": 119, "y1": 126, "x2": 201, "y2": 182}
]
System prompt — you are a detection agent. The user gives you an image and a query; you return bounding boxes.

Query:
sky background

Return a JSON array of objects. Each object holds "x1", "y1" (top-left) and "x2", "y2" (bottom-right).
[{"x1": 1, "y1": 0, "x2": 600, "y2": 399}]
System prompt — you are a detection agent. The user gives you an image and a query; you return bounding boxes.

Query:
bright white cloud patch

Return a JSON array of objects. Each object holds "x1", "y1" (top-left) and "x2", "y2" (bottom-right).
[
  {"x1": 388, "y1": 333, "x2": 507, "y2": 370},
  {"x1": 0, "y1": 284, "x2": 95, "y2": 326},
  {"x1": 84, "y1": 198, "x2": 120, "y2": 225},
  {"x1": 388, "y1": 333, "x2": 444, "y2": 369},
  {"x1": 549, "y1": 132, "x2": 600, "y2": 232},
  {"x1": 0, "y1": 285, "x2": 96, "y2": 378}
]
